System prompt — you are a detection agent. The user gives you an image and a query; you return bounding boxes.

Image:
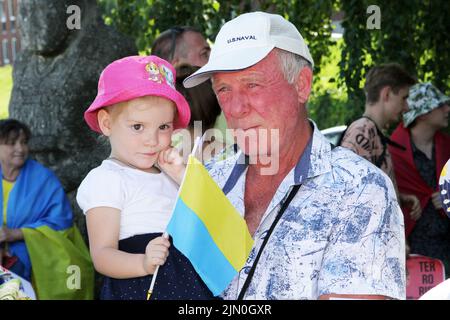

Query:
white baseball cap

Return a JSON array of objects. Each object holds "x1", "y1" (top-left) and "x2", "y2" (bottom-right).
[{"x1": 183, "y1": 11, "x2": 314, "y2": 88}]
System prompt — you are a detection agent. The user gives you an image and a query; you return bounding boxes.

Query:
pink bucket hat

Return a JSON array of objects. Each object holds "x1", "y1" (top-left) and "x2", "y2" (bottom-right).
[{"x1": 84, "y1": 55, "x2": 191, "y2": 133}]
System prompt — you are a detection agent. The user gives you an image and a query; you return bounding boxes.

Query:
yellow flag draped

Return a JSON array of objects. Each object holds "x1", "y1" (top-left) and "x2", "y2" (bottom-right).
[{"x1": 22, "y1": 225, "x2": 94, "y2": 300}]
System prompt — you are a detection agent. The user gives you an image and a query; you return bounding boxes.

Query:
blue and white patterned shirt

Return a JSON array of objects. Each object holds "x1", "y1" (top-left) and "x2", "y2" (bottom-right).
[{"x1": 205, "y1": 122, "x2": 406, "y2": 300}]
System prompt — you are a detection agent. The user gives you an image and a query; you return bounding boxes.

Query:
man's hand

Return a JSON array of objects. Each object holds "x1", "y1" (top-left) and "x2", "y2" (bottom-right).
[
  {"x1": 400, "y1": 194, "x2": 422, "y2": 221},
  {"x1": 157, "y1": 147, "x2": 186, "y2": 185},
  {"x1": 431, "y1": 192, "x2": 443, "y2": 210}
]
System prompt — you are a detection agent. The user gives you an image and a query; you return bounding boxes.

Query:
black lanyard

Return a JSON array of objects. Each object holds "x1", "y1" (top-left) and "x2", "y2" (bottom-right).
[{"x1": 237, "y1": 184, "x2": 301, "y2": 300}]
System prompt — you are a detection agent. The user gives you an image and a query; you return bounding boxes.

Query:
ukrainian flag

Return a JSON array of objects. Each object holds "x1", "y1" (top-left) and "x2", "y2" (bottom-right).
[{"x1": 166, "y1": 155, "x2": 254, "y2": 296}]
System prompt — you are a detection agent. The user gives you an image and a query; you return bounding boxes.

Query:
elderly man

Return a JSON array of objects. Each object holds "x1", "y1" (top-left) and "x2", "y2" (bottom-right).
[{"x1": 184, "y1": 12, "x2": 405, "y2": 300}]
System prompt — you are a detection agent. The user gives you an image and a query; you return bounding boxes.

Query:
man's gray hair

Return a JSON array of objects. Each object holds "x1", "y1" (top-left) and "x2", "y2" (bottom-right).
[{"x1": 275, "y1": 48, "x2": 313, "y2": 85}]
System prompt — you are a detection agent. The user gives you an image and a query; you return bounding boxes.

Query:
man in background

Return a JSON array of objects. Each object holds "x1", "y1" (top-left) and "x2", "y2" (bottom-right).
[
  {"x1": 340, "y1": 63, "x2": 422, "y2": 223},
  {"x1": 151, "y1": 26, "x2": 210, "y2": 67}
]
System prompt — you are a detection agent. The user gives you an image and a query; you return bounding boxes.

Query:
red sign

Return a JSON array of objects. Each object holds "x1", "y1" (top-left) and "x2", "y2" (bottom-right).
[{"x1": 406, "y1": 254, "x2": 446, "y2": 300}]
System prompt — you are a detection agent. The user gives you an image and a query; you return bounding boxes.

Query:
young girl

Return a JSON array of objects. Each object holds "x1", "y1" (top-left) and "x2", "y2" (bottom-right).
[{"x1": 77, "y1": 55, "x2": 213, "y2": 300}]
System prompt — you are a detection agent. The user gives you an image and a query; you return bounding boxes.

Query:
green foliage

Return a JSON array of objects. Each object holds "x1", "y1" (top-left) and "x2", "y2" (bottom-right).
[
  {"x1": 97, "y1": 0, "x2": 450, "y2": 131},
  {"x1": 98, "y1": 0, "x2": 233, "y2": 54},
  {"x1": 309, "y1": 38, "x2": 354, "y2": 128},
  {"x1": 308, "y1": 93, "x2": 349, "y2": 129},
  {"x1": 339, "y1": 0, "x2": 450, "y2": 123},
  {"x1": 97, "y1": 0, "x2": 338, "y2": 128},
  {"x1": 97, "y1": 0, "x2": 335, "y2": 74}
]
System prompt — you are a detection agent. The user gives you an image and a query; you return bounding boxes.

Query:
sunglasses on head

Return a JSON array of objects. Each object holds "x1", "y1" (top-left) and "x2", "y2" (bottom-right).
[{"x1": 168, "y1": 26, "x2": 188, "y2": 62}]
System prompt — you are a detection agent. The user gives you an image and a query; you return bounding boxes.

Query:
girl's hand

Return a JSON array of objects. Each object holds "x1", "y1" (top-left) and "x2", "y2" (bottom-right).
[
  {"x1": 143, "y1": 236, "x2": 171, "y2": 275},
  {"x1": 157, "y1": 147, "x2": 186, "y2": 184}
]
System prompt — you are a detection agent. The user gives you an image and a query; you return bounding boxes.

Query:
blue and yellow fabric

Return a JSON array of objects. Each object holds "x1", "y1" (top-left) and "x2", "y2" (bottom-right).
[
  {"x1": 167, "y1": 155, "x2": 253, "y2": 296},
  {"x1": 2, "y1": 179, "x2": 13, "y2": 225},
  {"x1": 0, "y1": 159, "x2": 94, "y2": 299}
]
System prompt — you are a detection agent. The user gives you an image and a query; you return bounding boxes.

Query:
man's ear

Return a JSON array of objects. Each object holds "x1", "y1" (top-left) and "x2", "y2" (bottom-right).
[
  {"x1": 97, "y1": 109, "x2": 112, "y2": 136},
  {"x1": 295, "y1": 67, "x2": 313, "y2": 104},
  {"x1": 379, "y1": 86, "x2": 391, "y2": 103}
]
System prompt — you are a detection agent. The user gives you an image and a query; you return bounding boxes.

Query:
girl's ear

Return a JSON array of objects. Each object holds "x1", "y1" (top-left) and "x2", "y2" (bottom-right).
[{"x1": 97, "y1": 109, "x2": 112, "y2": 136}]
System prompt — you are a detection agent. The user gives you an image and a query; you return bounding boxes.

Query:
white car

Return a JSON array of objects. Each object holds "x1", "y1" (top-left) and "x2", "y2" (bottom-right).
[{"x1": 320, "y1": 125, "x2": 347, "y2": 146}]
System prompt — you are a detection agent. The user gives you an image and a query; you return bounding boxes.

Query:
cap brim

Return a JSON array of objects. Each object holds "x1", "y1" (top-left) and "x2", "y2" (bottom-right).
[{"x1": 183, "y1": 45, "x2": 274, "y2": 88}]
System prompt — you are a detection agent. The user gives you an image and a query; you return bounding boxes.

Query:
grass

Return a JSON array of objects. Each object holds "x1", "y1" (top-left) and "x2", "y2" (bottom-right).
[{"x1": 0, "y1": 65, "x2": 12, "y2": 119}]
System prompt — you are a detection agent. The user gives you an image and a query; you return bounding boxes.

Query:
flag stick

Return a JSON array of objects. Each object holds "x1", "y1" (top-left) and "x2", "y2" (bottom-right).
[{"x1": 146, "y1": 136, "x2": 203, "y2": 300}]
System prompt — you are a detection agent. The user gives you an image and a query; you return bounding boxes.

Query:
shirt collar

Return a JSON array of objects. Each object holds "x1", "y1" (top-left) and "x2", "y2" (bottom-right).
[
  {"x1": 307, "y1": 120, "x2": 332, "y2": 179},
  {"x1": 222, "y1": 120, "x2": 332, "y2": 194}
]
